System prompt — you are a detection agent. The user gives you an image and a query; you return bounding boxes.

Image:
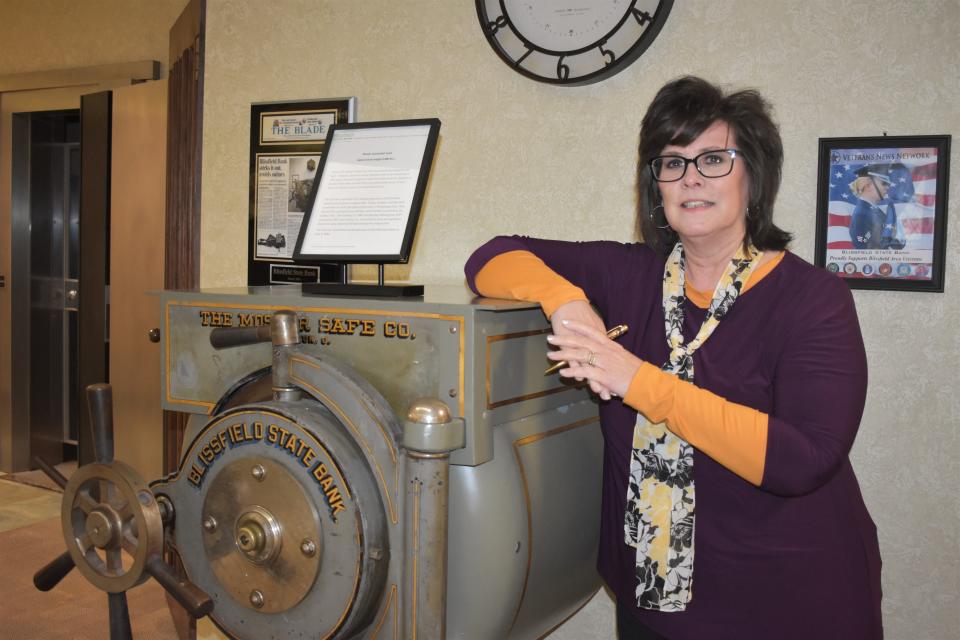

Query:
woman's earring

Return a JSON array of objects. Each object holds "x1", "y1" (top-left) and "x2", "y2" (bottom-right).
[{"x1": 650, "y1": 203, "x2": 671, "y2": 230}]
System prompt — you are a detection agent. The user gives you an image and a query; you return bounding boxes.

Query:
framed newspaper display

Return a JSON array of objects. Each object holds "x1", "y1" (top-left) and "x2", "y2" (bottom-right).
[
  {"x1": 814, "y1": 135, "x2": 950, "y2": 292},
  {"x1": 248, "y1": 98, "x2": 356, "y2": 285}
]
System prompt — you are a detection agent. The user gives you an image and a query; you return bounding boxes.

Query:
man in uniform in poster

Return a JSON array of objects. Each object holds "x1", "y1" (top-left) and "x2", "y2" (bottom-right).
[{"x1": 847, "y1": 163, "x2": 912, "y2": 250}]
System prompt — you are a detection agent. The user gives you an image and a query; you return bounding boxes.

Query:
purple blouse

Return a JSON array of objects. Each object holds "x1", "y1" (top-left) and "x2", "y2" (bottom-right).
[{"x1": 465, "y1": 237, "x2": 882, "y2": 639}]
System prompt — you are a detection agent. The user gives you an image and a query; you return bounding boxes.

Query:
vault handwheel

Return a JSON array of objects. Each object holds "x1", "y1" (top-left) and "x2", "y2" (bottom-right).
[
  {"x1": 61, "y1": 461, "x2": 163, "y2": 593},
  {"x1": 33, "y1": 384, "x2": 213, "y2": 640}
]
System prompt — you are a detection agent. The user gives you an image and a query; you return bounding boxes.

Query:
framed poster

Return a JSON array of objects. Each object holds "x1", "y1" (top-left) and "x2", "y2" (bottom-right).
[
  {"x1": 248, "y1": 98, "x2": 356, "y2": 286},
  {"x1": 815, "y1": 135, "x2": 950, "y2": 292}
]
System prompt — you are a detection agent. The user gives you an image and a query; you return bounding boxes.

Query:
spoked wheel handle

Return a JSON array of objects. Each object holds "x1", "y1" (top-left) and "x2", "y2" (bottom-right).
[{"x1": 32, "y1": 384, "x2": 213, "y2": 640}]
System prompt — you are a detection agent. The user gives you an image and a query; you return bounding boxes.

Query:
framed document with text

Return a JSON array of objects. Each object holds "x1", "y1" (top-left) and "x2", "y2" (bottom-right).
[
  {"x1": 293, "y1": 119, "x2": 441, "y2": 264},
  {"x1": 247, "y1": 98, "x2": 356, "y2": 286}
]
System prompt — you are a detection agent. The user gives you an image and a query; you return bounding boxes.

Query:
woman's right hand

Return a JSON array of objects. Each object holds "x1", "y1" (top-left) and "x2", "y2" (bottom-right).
[
  {"x1": 551, "y1": 299, "x2": 605, "y2": 336},
  {"x1": 549, "y1": 300, "x2": 612, "y2": 395}
]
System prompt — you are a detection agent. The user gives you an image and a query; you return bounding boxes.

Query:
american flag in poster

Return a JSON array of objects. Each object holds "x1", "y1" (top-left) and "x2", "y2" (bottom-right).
[{"x1": 824, "y1": 147, "x2": 938, "y2": 280}]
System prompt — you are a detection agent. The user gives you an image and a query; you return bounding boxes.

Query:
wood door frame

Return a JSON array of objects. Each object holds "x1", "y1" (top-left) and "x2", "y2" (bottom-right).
[
  {"x1": 161, "y1": 3, "x2": 206, "y2": 638},
  {"x1": 0, "y1": 61, "x2": 159, "y2": 94},
  {"x1": 163, "y1": 0, "x2": 205, "y2": 476}
]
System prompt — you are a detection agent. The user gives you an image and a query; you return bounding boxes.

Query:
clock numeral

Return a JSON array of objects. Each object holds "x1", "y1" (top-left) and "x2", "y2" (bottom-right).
[
  {"x1": 477, "y1": 0, "x2": 673, "y2": 84},
  {"x1": 632, "y1": 9, "x2": 653, "y2": 25},
  {"x1": 488, "y1": 14, "x2": 509, "y2": 35},
  {"x1": 599, "y1": 43, "x2": 616, "y2": 66}
]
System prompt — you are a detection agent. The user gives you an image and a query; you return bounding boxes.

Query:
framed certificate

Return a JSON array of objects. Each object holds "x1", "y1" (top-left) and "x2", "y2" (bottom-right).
[{"x1": 293, "y1": 119, "x2": 441, "y2": 264}]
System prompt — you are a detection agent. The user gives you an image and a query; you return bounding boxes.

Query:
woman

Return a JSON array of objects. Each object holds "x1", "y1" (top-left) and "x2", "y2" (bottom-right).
[{"x1": 464, "y1": 77, "x2": 882, "y2": 639}]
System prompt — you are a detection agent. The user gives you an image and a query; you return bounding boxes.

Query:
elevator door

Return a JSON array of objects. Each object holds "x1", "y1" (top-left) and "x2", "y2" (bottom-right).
[
  {"x1": 22, "y1": 111, "x2": 82, "y2": 465},
  {"x1": 1, "y1": 86, "x2": 92, "y2": 473}
]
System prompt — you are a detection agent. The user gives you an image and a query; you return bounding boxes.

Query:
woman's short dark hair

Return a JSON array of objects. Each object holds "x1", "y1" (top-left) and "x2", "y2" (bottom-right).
[{"x1": 637, "y1": 76, "x2": 792, "y2": 254}]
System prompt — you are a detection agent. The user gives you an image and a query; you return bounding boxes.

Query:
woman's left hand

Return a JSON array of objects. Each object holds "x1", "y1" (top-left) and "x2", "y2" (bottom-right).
[{"x1": 546, "y1": 319, "x2": 645, "y2": 401}]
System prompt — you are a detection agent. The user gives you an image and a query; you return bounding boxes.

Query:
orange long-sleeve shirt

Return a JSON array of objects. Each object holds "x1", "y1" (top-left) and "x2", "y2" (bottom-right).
[{"x1": 475, "y1": 249, "x2": 784, "y2": 485}]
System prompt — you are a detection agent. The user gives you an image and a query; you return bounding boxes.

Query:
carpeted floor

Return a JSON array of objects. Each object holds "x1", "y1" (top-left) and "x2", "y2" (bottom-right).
[{"x1": 0, "y1": 477, "x2": 62, "y2": 534}]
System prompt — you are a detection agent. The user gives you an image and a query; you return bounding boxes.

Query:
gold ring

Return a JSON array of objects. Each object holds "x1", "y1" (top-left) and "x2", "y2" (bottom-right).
[{"x1": 587, "y1": 351, "x2": 599, "y2": 367}]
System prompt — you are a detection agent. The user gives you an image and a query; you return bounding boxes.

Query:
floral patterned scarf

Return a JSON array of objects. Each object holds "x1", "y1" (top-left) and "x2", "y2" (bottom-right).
[{"x1": 624, "y1": 240, "x2": 761, "y2": 611}]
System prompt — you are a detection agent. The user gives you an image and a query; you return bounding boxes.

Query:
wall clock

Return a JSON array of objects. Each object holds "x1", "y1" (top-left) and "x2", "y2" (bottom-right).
[{"x1": 476, "y1": 1, "x2": 674, "y2": 86}]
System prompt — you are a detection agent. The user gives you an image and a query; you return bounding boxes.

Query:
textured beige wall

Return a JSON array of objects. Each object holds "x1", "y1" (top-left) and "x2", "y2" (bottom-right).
[
  {"x1": 201, "y1": 1, "x2": 959, "y2": 638},
  {"x1": 0, "y1": 0, "x2": 187, "y2": 77}
]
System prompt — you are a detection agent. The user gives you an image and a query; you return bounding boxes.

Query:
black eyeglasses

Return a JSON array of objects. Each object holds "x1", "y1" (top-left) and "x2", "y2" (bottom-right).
[{"x1": 649, "y1": 149, "x2": 740, "y2": 182}]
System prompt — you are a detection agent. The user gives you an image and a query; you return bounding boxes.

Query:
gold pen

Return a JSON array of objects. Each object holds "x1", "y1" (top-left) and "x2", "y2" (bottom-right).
[{"x1": 544, "y1": 324, "x2": 629, "y2": 375}]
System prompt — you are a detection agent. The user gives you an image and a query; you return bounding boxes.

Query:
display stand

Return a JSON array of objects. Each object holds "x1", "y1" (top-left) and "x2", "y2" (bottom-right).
[
  {"x1": 293, "y1": 119, "x2": 440, "y2": 300},
  {"x1": 302, "y1": 263, "x2": 424, "y2": 297}
]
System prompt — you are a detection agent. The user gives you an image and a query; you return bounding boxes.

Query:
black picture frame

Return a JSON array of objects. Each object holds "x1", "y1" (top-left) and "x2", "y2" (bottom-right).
[
  {"x1": 293, "y1": 118, "x2": 441, "y2": 264},
  {"x1": 247, "y1": 98, "x2": 356, "y2": 286},
  {"x1": 814, "y1": 135, "x2": 950, "y2": 292}
]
